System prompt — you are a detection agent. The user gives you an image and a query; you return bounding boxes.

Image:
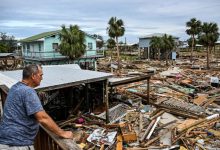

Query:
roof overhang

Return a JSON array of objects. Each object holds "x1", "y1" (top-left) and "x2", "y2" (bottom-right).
[{"x1": 0, "y1": 64, "x2": 112, "y2": 91}]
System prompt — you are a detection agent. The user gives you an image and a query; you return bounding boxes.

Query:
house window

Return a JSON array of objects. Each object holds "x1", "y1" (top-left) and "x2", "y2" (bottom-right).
[
  {"x1": 52, "y1": 43, "x2": 59, "y2": 51},
  {"x1": 39, "y1": 43, "x2": 41, "y2": 51},
  {"x1": 27, "y1": 44, "x2": 30, "y2": 50},
  {"x1": 27, "y1": 44, "x2": 30, "y2": 52},
  {"x1": 23, "y1": 45, "x2": 26, "y2": 52},
  {"x1": 30, "y1": 44, "x2": 34, "y2": 52},
  {"x1": 88, "y1": 42, "x2": 92, "y2": 50}
]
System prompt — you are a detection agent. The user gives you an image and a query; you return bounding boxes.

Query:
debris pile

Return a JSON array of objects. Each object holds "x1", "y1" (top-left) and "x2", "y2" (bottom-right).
[{"x1": 58, "y1": 58, "x2": 220, "y2": 149}]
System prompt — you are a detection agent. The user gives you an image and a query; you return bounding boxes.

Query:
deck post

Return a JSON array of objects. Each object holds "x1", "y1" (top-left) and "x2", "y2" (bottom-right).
[{"x1": 104, "y1": 80, "x2": 109, "y2": 123}]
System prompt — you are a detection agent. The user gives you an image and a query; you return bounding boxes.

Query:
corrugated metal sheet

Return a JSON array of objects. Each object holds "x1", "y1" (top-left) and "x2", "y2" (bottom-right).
[
  {"x1": 139, "y1": 33, "x2": 179, "y2": 39},
  {"x1": 0, "y1": 64, "x2": 112, "y2": 91},
  {"x1": 0, "y1": 53, "x2": 14, "y2": 57},
  {"x1": 43, "y1": 64, "x2": 81, "y2": 70},
  {"x1": 0, "y1": 73, "x2": 17, "y2": 88}
]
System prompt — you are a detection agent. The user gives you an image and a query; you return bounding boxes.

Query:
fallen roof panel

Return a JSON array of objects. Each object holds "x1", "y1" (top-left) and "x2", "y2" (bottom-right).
[{"x1": 0, "y1": 65, "x2": 112, "y2": 91}]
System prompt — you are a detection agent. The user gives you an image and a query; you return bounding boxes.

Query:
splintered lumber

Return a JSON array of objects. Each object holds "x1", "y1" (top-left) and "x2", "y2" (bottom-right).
[
  {"x1": 105, "y1": 122, "x2": 126, "y2": 128},
  {"x1": 205, "y1": 88, "x2": 220, "y2": 95},
  {"x1": 59, "y1": 117, "x2": 78, "y2": 128},
  {"x1": 129, "y1": 92, "x2": 206, "y2": 118},
  {"x1": 146, "y1": 116, "x2": 161, "y2": 140},
  {"x1": 160, "y1": 108, "x2": 198, "y2": 119},
  {"x1": 180, "y1": 79, "x2": 192, "y2": 84},
  {"x1": 179, "y1": 142, "x2": 189, "y2": 150},
  {"x1": 157, "y1": 98, "x2": 206, "y2": 118},
  {"x1": 208, "y1": 129, "x2": 220, "y2": 137},
  {"x1": 172, "y1": 114, "x2": 220, "y2": 143},
  {"x1": 140, "y1": 119, "x2": 156, "y2": 142},
  {"x1": 100, "y1": 144, "x2": 104, "y2": 150},
  {"x1": 180, "y1": 81, "x2": 200, "y2": 91},
  {"x1": 180, "y1": 114, "x2": 219, "y2": 133},
  {"x1": 142, "y1": 127, "x2": 175, "y2": 147},
  {"x1": 142, "y1": 135, "x2": 161, "y2": 147},
  {"x1": 116, "y1": 134, "x2": 123, "y2": 150},
  {"x1": 121, "y1": 124, "x2": 137, "y2": 142},
  {"x1": 126, "y1": 148, "x2": 148, "y2": 150},
  {"x1": 150, "y1": 110, "x2": 164, "y2": 120},
  {"x1": 127, "y1": 91, "x2": 151, "y2": 103},
  {"x1": 139, "y1": 113, "x2": 143, "y2": 132},
  {"x1": 193, "y1": 95, "x2": 208, "y2": 106},
  {"x1": 193, "y1": 95, "x2": 216, "y2": 107},
  {"x1": 176, "y1": 119, "x2": 197, "y2": 132},
  {"x1": 156, "y1": 120, "x2": 177, "y2": 130},
  {"x1": 203, "y1": 97, "x2": 216, "y2": 107},
  {"x1": 165, "y1": 80, "x2": 192, "y2": 95}
]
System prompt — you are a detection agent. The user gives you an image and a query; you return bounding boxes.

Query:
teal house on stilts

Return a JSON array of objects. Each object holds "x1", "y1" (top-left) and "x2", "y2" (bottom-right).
[{"x1": 20, "y1": 30, "x2": 103, "y2": 70}]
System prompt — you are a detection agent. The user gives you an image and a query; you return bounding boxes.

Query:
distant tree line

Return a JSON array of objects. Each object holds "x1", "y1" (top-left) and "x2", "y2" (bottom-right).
[
  {"x1": 0, "y1": 32, "x2": 17, "y2": 53},
  {"x1": 1, "y1": 17, "x2": 219, "y2": 70},
  {"x1": 186, "y1": 18, "x2": 219, "y2": 69},
  {"x1": 149, "y1": 34, "x2": 176, "y2": 65}
]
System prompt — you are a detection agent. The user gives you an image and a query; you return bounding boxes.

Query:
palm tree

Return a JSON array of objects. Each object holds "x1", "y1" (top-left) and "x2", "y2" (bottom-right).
[
  {"x1": 106, "y1": 38, "x2": 116, "y2": 61},
  {"x1": 187, "y1": 37, "x2": 195, "y2": 48},
  {"x1": 198, "y1": 22, "x2": 219, "y2": 69},
  {"x1": 150, "y1": 36, "x2": 162, "y2": 60},
  {"x1": 59, "y1": 24, "x2": 86, "y2": 61},
  {"x1": 107, "y1": 17, "x2": 125, "y2": 75},
  {"x1": 186, "y1": 18, "x2": 202, "y2": 62},
  {"x1": 161, "y1": 34, "x2": 175, "y2": 65}
]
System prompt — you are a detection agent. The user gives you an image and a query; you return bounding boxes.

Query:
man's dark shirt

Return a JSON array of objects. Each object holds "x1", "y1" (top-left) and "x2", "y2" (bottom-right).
[{"x1": 0, "y1": 82, "x2": 43, "y2": 146}]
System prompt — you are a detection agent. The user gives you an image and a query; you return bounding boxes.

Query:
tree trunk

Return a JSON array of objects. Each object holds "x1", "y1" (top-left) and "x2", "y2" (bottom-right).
[
  {"x1": 116, "y1": 37, "x2": 120, "y2": 75},
  {"x1": 158, "y1": 49, "x2": 160, "y2": 61},
  {"x1": 110, "y1": 48, "x2": 113, "y2": 73},
  {"x1": 110, "y1": 48, "x2": 113, "y2": 62},
  {"x1": 207, "y1": 46, "x2": 210, "y2": 69},
  {"x1": 191, "y1": 35, "x2": 195, "y2": 62},
  {"x1": 166, "y1": 51, "x2": 168, "y2": 66},
  {"x1": 210, "y1": 47, "x2": 213, "y2": 62}
]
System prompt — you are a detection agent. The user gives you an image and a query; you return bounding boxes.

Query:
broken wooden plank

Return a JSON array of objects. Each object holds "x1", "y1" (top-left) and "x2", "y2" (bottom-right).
[
  {"x1": 116, "y1": 134, "x2": 123, "y2": 150},
  {"x1": 140, "y1": 119, "x2": 156, "y2": 142}
]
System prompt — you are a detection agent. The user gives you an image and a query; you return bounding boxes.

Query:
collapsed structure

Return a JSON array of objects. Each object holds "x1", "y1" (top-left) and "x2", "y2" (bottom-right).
[{"x1": 1, "y1": 57, "x2": 220, "y2": 149}]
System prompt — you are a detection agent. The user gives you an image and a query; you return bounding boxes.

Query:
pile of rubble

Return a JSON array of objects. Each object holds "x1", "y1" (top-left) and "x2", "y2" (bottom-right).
[{"x1": 60, "y1": 58, "x2": 220, "y2": 149}]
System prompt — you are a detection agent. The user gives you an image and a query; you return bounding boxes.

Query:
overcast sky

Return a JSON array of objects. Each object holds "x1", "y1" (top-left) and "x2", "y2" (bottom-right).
[{"x1": 1, "y1": 0, "x2": 220, "y2": 43}]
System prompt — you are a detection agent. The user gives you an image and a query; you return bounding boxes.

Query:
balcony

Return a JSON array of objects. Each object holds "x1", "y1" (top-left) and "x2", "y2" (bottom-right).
[
  {"x1": 23, "y1": 51, "x2": 66, "y2": 60},
  {"x1": 84, "y1": 49, "x2": 104, "y2": 58},
  {"x1": 23, "y1": 49, "x2": 104, "y2": 61}
]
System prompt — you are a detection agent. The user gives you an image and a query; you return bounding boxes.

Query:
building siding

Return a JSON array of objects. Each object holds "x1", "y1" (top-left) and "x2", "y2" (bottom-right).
[
  {"x1": 139, "y1": 38, "x2": 151, "y2": 48},
  {"x1": 84, "y1": 36, "x2": 97, "y2": 56},
  {"x1": 44, "y1": 35, "x2": 63, "y2": 58},
  {"x1": 22, "y1": 34, "x2": 97, "y2": 59}
]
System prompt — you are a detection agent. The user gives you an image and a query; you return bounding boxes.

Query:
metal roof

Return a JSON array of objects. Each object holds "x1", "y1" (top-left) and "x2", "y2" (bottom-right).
[
  {"x1": 139, "y1": 33, "x2": 179, "y2": 39},
  {"x1": 20, "y1": 30, "x2": 60, "y2": 42},
  {"x1": 0, "y1": 64, "x2": 112, "y2": 91},
  {"x1": 0, "y1": 53, "x2": 14, "y2": 57},
  {"x1": 20, "y1": 29, "x2": 96, "y2": 43},
  {"x1": 108, "y1": 73, "x2": 153, "y2": 87},
  {"x1": 0, "y1": 73, "x2": 17, "y2": 88},
  {"x1": 216, "y1": 40, "x2": 220, "y2": 44}
]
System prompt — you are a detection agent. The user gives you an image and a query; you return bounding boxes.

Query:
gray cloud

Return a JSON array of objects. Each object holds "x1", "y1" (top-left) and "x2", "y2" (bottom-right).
[{"x1": 0, "y1": 0, "x2": 220, "y2": 43}]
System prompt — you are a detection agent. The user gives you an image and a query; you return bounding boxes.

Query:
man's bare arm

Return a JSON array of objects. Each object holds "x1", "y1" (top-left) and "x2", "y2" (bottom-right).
[{"x1": 34, "y1": 110, "x2": 73, "y2": 139}]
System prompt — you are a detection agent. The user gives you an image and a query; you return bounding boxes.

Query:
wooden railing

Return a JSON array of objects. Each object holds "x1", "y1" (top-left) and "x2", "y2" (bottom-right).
[
  {"x1": 23, "y1": 49, "x2": 104, "y2": 60},
  {"x1": 35, "y1": 127, "x2": 63, "y2": 150},
  {"x1": 35, "y1": 126, "x2": 80, "y2": 150},
  {"x1": 23, "y1": 51, "x2": 65, "y2": 59}
]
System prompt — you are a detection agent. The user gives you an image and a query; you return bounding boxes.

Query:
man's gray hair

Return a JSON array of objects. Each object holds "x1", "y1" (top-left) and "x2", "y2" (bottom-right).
[{"x1": 22, "y1": 64, "x2": 42, "y2": 79}]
